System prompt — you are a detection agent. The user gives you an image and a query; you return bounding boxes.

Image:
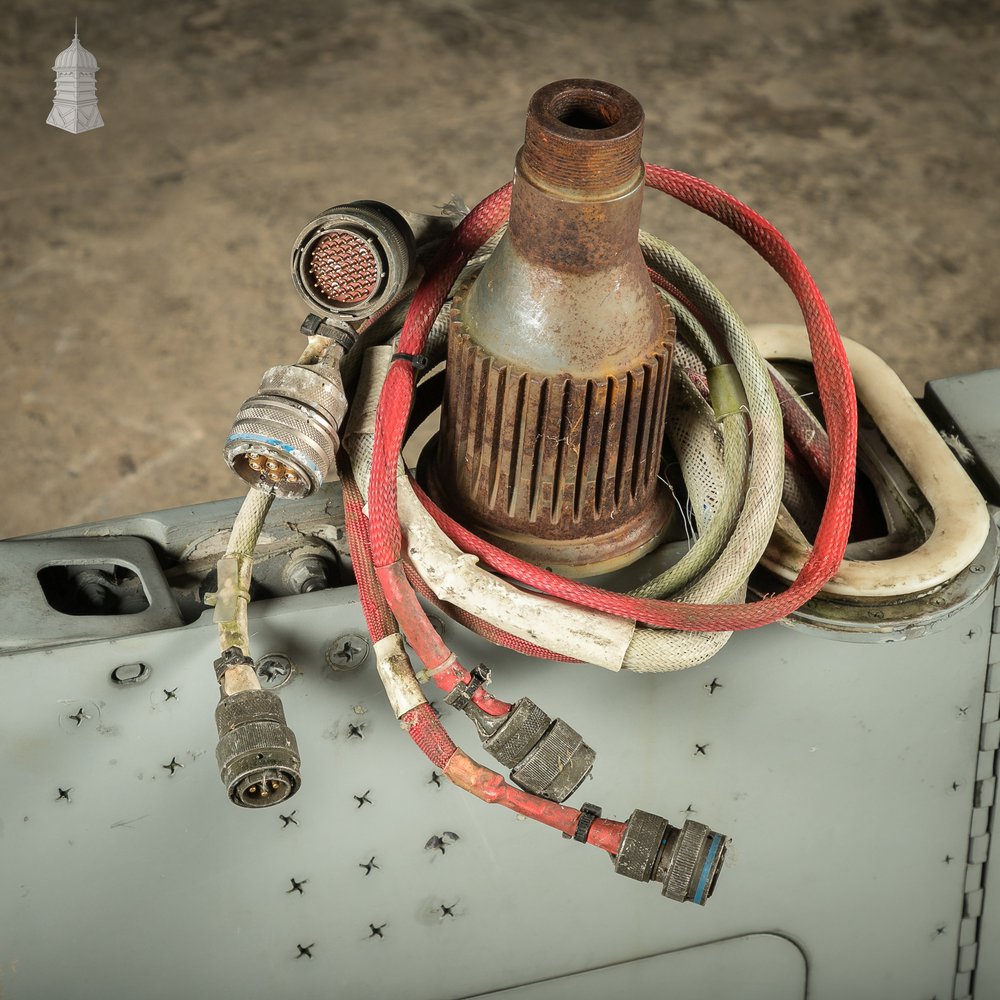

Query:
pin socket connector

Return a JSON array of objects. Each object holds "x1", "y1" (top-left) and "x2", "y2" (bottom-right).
[
  {"x1": 224, "y1": 360, "x2": 348, "y2": 499},
  {"x1": 613, "y1": 809, "x2": 729, "y2": 905},
  {"x1": 448, "y1": 679, "x2": 595, "y2": 803},
  {"x1": 291, "y1": 201, "x2": 415, "y2": 322},
  {"x1": 215, "y1": 688, "x2": 302, "y2": 808}
]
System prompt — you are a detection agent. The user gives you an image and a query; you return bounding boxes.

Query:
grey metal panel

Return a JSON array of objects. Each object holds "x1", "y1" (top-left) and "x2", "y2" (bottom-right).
[
  {"x1": 0, "y1": 536, "x2": 183, "y2": 652},
  {"x1": 925, "y1": 369, "x2": 1000, "y2": 504},
  {"x1": 0, "y1": 571, "x2": 994, "y2": 1000},
  {"x1": 466, "y1": 934, "x2": 806, "y2": 999},
  {"x1": 967, "y1": 546, "x2": 1000, "y2": 1000}
]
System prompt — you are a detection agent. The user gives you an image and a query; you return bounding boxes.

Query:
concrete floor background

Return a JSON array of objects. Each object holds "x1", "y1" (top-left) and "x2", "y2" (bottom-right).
[{"x1": 0, "y1": 0, "x2": 996, "y2": 537}]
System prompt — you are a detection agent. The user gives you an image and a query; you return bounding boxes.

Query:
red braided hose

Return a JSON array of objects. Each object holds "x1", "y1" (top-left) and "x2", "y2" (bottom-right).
[
  {"x1": 342, "y1": 455, "x2": 624, "y2": 853},
  {"x1": 368, "y1": 168, "x2": 856, "y2": 632}
]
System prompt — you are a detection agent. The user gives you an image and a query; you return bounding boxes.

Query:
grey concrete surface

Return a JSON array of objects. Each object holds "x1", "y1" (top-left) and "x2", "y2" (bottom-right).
[{"x1": 1, "y1": 0, "x2": 997, "y2": 537}]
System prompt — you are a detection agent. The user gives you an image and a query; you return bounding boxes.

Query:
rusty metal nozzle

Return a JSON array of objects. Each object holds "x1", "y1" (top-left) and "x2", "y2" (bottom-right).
[{"x1": 429, "y1": 79, "x2": 675, "y2": 577}]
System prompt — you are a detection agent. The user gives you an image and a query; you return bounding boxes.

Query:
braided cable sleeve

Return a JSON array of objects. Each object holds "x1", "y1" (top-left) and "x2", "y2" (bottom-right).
[
  {"x1": 224, "y1": 488, "x2": 273, "y2": 559},
  {"x1": 339, "y1": 455, "x2": 396, "y2": 643},
  {"x1": 401, "y1": 702, "x2": 457, "y2": 770},
  {"x1": 215, "y1": 488, "x2": 274, "y2": 658},
  {"x1": 769, "y1": 363, "x2": 831, "y2": 488},
  {"x1": 630, "y1": 371, "x2": 750, "y2": 600},
  {"x1": 643, "y1": 165, "x2": 857, "y2": 609}
]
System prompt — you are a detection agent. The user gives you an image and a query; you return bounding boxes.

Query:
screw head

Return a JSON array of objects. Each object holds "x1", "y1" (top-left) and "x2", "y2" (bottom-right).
[
  {"x1": 326, "y1": 633, "x2": 370, "y2": 672},
  {"x1": 257, "y1": 653, "x2": 293, "y2": 689}
]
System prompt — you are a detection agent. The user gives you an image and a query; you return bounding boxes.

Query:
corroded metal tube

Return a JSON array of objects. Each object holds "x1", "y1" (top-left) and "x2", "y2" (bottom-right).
[{"x1": 430, "y1": 79, "x2": 675, "y2": 577}]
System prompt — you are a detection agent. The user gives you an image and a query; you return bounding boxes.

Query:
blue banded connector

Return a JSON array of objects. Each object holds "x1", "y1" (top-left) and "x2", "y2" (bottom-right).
[
  {"x1": 612, "y1": 809, "x2": 729, "y2": 905},
  {"x1": 224, "y1": 362, "x2": 348, "y2": 500}
]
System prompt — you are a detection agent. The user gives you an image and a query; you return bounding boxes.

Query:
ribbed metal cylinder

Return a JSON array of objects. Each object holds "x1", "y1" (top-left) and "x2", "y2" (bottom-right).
[
  {"x1": 434, "y1": 292, "x2": 673, "y2": 575},
  {"x1": 428, "y1": 79, "x2": 674, "y2": 576}
]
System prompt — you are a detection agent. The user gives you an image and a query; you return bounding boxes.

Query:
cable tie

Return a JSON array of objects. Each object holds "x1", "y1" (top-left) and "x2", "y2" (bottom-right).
[
  {"x1": 213, "y1": 646, "x2": 253, "y2": 684},
  {"x1": 299, "y1": 313, "x2": 324, "y2": 336},
  {"x1": 423, "y1": 652, "x2": 458, "y2": 679},
  {"x1": 391, "y1": 351, "x2": 429, "y2": 370},
  {"x1": 444, "y1": 663, "x2": 491, "y2": 711},
  {"x1": 564, "y1": 802, "x2": 603, "y2": 843}
]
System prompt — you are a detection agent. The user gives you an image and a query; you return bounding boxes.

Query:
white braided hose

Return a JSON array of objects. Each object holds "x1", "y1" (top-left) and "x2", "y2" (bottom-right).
[{"x1": 213, "y1": 488, "x2": 273, "y2": 693}]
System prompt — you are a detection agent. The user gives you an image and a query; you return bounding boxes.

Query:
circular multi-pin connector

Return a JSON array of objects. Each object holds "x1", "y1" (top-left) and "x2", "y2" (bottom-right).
[
  {"x1": 224, "y1": 362, "x2": 348, "y2": 499},
  {"x1": 612, "y1": 808, "x2": 729, "y2": 905},
  {"x1": 291, "y1": 201, "x2": 415, "y2": 322},
  {"x1": 215, "y1": 687, "x2": 302, "y2": 808}
]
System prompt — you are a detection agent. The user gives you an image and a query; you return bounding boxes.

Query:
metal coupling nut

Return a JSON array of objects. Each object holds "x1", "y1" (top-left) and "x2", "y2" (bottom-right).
[
  {"x1": 291, "y1": 201, "x2": 415, "y2": 322},
  {"x1": 613, "y1": 809, "x2": 729, "y2": 905},
  {"x1": 215, "y1": 688, "x2": 302, "y2": 808},
  {"x1": 224, "y1": 361, "x2": 348, "y2": 499},
  {"x1": 472, "y1": 697, "x2": 595, "y2": 803}
]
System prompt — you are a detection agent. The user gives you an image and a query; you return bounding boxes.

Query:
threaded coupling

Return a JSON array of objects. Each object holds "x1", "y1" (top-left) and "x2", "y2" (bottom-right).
[
  {"x1": 215, "y1": 688, "x2": 301, "y2": 808},
  {"x1": 224, "y1": 362, "x2": 348, "y2": 499},
  {"x1": 613, "y1": 809, "x2": 729, "y2": 905}
]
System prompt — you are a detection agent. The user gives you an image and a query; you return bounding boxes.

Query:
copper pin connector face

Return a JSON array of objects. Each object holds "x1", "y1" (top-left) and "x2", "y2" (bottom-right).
[
  {"x1": 245, "y1": 453, "x2": 299, "y2": 486},
  {"x1": 307, "y1": 229, "x2": 380, "y2": 307}
]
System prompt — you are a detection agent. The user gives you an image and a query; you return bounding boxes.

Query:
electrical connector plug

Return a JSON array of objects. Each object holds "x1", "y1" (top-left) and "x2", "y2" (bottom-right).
[
  {"x1": 613, "y1": 809, "x2": 728, "y2": 905},
  {"x1": 291, "y1": 201, "x2": 415, "y2": 322},
  {"x1": 224, "y1": 361, "x2": 348, "y2": 499},
  {"x1": 213, "y1": 657, "x2": 302, "y2": 808},
  {"x1": 447, "y1": 672, "x2": 595, "y2": 802}
]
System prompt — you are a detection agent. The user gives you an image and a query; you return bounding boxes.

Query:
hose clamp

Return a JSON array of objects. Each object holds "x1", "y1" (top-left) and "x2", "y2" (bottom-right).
[
  {"x1": 444, "y1": 663, "x2": 491, "y2": 711},
  {"x1": 564, "y1": 802, "x2": 603, "y2": 843}
]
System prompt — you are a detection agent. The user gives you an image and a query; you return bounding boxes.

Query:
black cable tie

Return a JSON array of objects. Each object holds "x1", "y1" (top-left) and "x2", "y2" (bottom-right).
[
  {"x1": 213, "y1": 646, "x2": 254, "y2": 684},
  {"x1": 299, "y1": 313, "x2": 324, "y2": 336},
  {"x1": 564, "y1": 802, "x2": 603, "y2": 843},
  {"x1": 444, "y1": 663, "x2": 492, "y2": 712},
  {"x1": 331, "y1": 327, "x2": 357, "y2": 352},
  {"x1": 391, "y1": 351, "x2": 429, "y2": 370}
]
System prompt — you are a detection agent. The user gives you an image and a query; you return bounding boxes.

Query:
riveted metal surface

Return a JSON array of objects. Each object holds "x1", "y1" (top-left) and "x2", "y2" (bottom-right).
[{"x1": 1, "y1": 496, "x2": 998, "y2": 999}]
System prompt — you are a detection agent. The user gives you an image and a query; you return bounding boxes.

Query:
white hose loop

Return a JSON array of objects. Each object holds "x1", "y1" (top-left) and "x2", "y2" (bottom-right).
[{"x1": 754, "y1": 325, "x2": 990, "y2": 596}]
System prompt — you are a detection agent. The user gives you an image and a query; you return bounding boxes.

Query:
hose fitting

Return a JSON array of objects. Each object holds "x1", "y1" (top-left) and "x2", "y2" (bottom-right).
[
  {"x1": 448, "y1": 682, "x2": 595, "y2": 802},
  {"x1": 214, "y1": 684, "x2": 302, "y2": 809},
  {"x1": 613, "y1": 808, "x2": 728, "y2": 905}
]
